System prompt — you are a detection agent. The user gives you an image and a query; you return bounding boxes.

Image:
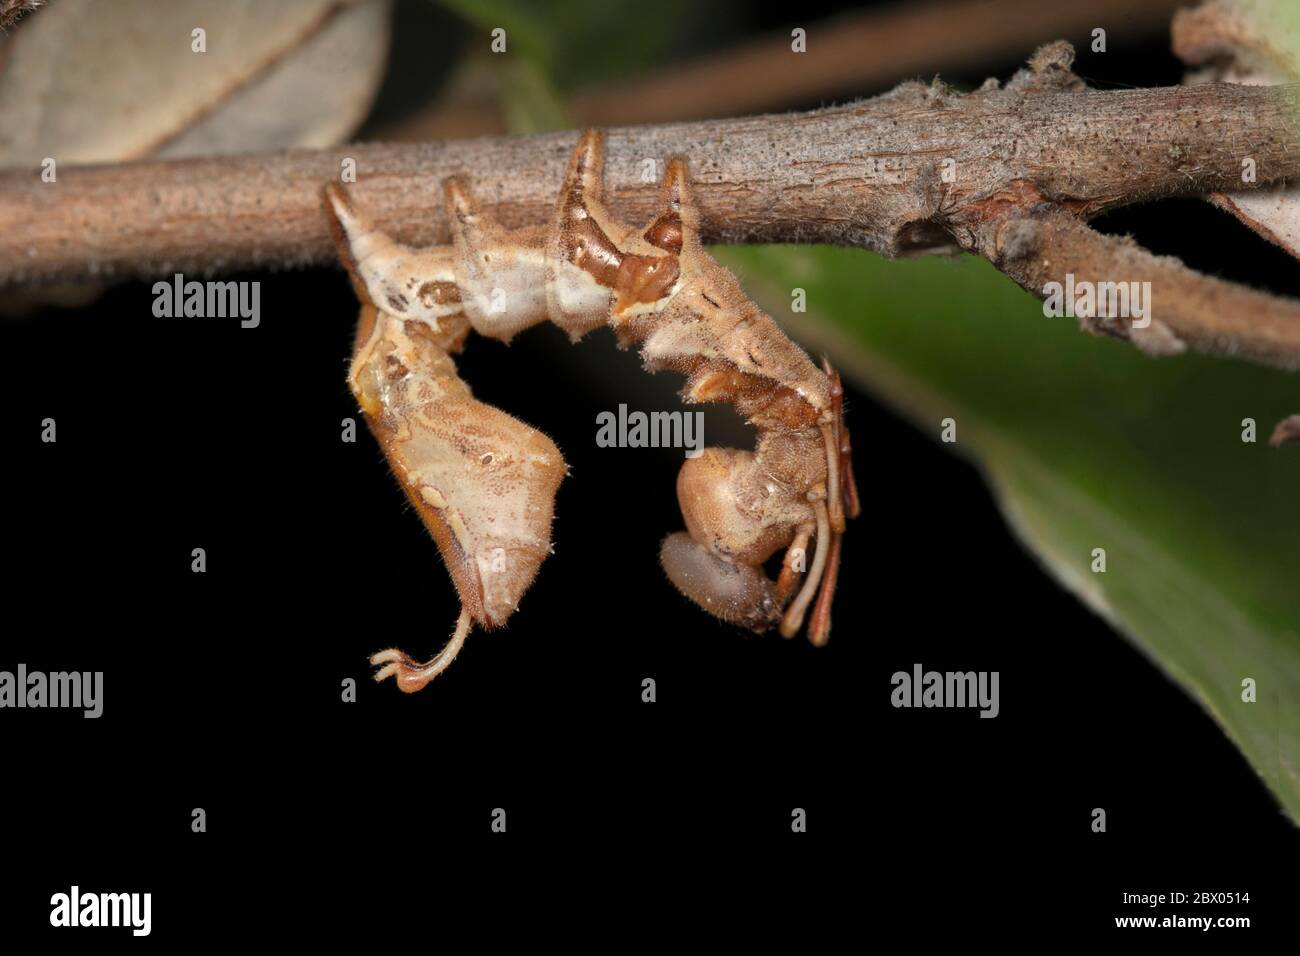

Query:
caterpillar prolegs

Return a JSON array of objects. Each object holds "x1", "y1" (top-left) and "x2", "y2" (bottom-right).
[{"x1": 323, "y1": 129, "x2": 860, "y2": 692}]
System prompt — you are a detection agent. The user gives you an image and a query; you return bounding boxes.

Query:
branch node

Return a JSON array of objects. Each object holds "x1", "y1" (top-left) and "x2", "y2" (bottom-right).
[{"x1": 1007, "y1": 40, "x2": 1086, "y2": 93}]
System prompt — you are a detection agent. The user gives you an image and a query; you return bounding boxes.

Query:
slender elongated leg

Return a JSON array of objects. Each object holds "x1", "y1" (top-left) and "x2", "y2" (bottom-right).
[
  {"x1": 802, "y1": 361, "x2": 858, "y2": 645},
  {"x1": 821, "y1": 357, "x2": 848, "y2": 535},
  {"x1": 840, "y1": 425, "x2": 861, "y2": 520},
  {"x1": 773, "y1": 526, "x2": 813, "y2": 607},
  {"x1": 807, "y1": 528, "x2": 843, "y2": 647},
  {"x1": 826, "y1": 361, "x2": 861, "y2": 520},
  {"x1": 372, "y1": 609, "x2": 473, "y2": 692},
  {"x1": 780, "y1": 497, "x2": 831, "y2": 638}
]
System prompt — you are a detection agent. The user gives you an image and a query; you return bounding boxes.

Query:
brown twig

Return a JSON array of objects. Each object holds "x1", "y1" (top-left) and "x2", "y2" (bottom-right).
[
  {"x1": 975, "y1": 207, "x2": 1300, "y2": 369},
  {"x1": 381, "y1": 0, "x2": 1187, "y2": 140},
  {"x1": 568, "y1": 0, "x2": 1188, "y2": 125},
  {"x1": 3, "y1": 43, "x2": 1299, "y2": 368}
]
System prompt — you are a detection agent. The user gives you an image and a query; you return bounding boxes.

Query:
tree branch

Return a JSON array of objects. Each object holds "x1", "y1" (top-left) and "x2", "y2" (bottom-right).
[
  {"x1": 384, "y1": 0, "x2": 1187, "y2": 139},
  {"x1": 3, "y1": 43, "x2": 1299, "y2": 368},
  {"x1": 975, "y1": 206, "x2": 1300, "y2": 370}
]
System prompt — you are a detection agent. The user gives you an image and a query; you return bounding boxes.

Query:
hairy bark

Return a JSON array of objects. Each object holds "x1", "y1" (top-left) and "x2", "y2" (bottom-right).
[{"x1": 977, "y1": 208, "x2": 1300, "y2": 369}]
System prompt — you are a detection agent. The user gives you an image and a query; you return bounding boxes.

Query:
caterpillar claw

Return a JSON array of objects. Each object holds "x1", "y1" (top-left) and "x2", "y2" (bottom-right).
[{"x1": 369, "y1": 610, "x2": 474, "y2": 692}]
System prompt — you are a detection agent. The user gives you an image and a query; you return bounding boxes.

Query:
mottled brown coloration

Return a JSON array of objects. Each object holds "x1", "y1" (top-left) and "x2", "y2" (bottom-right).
[
  {"x1": 417, "y1": 280, "x2": 460, "y2": 306},
  {"x1": 613, "y1": 253, "x2": 680, "y2": 313},
  {"x1": 348, "y1": 301, "x2": 565, "y2": 634},
  {"x1": 324, "y1": 129, "x2": 859, "y2": 689},
  {"x1": 643, "y1": 215, "x2": 683, "y2": 254}
]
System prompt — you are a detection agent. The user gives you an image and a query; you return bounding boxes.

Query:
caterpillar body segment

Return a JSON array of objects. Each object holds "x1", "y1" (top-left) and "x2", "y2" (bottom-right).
[
  {"x1": 342, "y1": 300, "x2": 565, "y2": 692},
  {"x1": 324, "y1": 129, "x2": 859, "y2": 691}
]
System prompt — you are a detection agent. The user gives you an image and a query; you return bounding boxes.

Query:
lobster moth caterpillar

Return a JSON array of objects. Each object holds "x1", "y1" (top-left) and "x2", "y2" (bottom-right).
[{"x1": 324, "y1": 129, "x2": 859, "y2": 692}]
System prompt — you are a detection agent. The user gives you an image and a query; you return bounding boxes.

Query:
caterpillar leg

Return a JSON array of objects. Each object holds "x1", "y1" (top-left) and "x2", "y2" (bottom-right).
[
  {"x1": 798, "y1": 359, "x2": 859, "y2": 646},
  {"x1": 771, "y1": 361, "x2": 860, "y2": 643},
  {"x1": 822, "y1": 358, "x2": 861, "y2": 528},
  {"x1": 773, "y1": 526, "x2": 812, "y2": 606},
  {"x1": 778, "y1": 497, "x2": 832, "y2": 640},
  {"x1": 807, "y1": 518, "x2": 844, "y2": 647},
  {"x1": 371, "y1": 609, "x2": 473, "y2": 692}
]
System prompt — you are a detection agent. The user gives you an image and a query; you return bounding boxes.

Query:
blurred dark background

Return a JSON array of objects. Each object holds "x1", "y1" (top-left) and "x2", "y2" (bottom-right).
[{"x1": 4, "y1": 0, "x2": 1293, "y2": 939}]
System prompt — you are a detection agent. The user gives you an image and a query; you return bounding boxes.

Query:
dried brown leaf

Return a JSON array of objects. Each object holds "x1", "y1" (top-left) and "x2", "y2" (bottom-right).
[{"x1": 0, "y1": 0, "x2": 391, "y2": 166}]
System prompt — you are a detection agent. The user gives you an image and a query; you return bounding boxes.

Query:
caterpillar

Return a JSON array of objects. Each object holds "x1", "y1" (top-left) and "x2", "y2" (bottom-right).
[{"x1": 323, "y1": 129, "x2": 860, "y2": 692}]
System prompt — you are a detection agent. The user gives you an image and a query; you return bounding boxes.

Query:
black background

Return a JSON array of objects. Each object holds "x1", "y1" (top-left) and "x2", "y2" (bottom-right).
[{"x1": 3, "y1": 0, "x2": 1296, "y2": 942}]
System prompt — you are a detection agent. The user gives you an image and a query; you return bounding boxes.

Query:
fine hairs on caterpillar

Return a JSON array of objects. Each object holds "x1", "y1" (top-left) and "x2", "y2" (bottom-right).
[{"x1": 324, "y1": 129, "x2": 860, "y2": 692}]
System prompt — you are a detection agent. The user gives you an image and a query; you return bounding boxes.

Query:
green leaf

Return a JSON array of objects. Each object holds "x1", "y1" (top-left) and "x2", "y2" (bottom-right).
[
  {"x1": 498, "y1": 58, "x2": 570, "y2": 135},
  {"x1": 719, "y1": 244, "x2": 1300, "y2": 823},
  {"x1": 438, "y1": 0, "x2": 693, "y2": 91}
]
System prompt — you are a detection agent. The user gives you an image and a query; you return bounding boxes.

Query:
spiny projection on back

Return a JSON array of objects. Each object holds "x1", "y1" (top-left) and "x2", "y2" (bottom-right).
[{"x1": 323, "y1": 129, "x2": 860, "y2": 692}]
